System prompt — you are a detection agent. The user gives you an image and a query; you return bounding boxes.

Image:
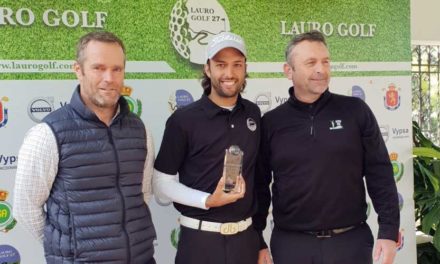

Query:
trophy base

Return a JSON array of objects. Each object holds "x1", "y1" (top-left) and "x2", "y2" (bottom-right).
[{"x1": 223, "y1": 183, "x2": 235, "y2": 193}]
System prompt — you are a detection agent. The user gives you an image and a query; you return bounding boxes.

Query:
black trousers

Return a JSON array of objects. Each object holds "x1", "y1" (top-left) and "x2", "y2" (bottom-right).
[
  {"x1": 175, "y1": 225, "x2": 260, "y2": 264},
  {"x1": 270, "y1": 223, "x2": 374, "y2": 264}
]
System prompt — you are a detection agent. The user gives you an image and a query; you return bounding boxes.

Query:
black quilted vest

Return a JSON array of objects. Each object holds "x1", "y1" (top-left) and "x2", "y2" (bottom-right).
[{"x1": 42, "y1": 87, "x2": 156, "y2": 264}]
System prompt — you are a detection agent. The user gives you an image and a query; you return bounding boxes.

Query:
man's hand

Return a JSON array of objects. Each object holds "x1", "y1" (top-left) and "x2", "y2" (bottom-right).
[
  {"x1": 373, "y1": 239, "x2": 397, "y2": 264},
  {"x1": 258, "y1": 248, "x2": 272, "y2": 264},
  {"x1": 205, "y1": 175, "x2": 245, "y2": 208}
]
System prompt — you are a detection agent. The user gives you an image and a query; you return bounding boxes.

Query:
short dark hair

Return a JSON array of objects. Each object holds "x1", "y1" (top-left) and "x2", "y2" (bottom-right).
[
  {"x1": 76, "y1": 31, "x2": 126, "y2": 66},
  {"x1": 201, "y1": 60, "x2": 248, "y2": 95},
  {"x1": 285, "y1": 30, "x2": 327, "y2": 65}
]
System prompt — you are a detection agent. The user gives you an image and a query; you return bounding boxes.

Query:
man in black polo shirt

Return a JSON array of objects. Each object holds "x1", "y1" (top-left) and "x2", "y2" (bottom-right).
[
  {"x1": 154, "y1": 32, "x2": 265, "y2": 264},
  {"x1": 253, "y1": 31, "x2": 400, "y2": 264}
]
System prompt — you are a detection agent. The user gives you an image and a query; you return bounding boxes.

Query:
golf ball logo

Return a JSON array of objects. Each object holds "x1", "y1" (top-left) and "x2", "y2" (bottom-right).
[{"x1": 169, "y1": 0, "x2": 230, "y2": 64}]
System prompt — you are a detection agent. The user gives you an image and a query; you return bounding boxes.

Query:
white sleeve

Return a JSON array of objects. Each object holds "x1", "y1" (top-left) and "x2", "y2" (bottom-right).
[
  {"x1": 13, "y1": 123, "x2": 58, "y2": 244},
  {"x1": 142, "y1": 128, "x2": 154, "y2": 203},
  {"x1": 153, "y1": 169, "x2": 210, "y2": 210}
]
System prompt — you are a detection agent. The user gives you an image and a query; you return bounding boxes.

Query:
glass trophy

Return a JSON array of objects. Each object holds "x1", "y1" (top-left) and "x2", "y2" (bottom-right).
[{"x1": 222, "y1": 145, "x2": 243, "y2": 193}]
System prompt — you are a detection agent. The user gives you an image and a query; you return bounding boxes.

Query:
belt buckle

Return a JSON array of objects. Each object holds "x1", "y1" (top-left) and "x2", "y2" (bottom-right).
[
  {"x1": 220, "y1": 222, "x2": 239, "y2": 235},
  {"x1": 316, "y1": 230, "x2": 332, "y2": 238}
]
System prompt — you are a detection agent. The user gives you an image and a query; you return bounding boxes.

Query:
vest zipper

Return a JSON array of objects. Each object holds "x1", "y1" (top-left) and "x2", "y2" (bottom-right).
[
  {"x1": 310, "y1": 115, "x2": 315, "y2": 137},
  {"x1": 107, "y1": 128, "x2": 131, "y2": 263}
]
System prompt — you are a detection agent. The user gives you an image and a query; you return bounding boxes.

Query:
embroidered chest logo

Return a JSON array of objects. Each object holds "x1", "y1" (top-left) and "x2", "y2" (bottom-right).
[
  {"x1": 329, "y1": 120, "x2": 343, "y2": 130},
  {"x1": 246, "y1": 118, "x2": 257, "y2": 132}
]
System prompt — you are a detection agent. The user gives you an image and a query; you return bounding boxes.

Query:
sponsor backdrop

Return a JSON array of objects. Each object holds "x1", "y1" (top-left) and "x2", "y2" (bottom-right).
[{"x1": 0, "y1": 1, "x2": 413, "y2": 263}]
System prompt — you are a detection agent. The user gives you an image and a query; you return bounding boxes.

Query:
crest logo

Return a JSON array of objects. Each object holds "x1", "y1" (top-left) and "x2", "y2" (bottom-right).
[
  {"x1": 122, "y1": 86, "x2": 142, "y2": 117},
  {"x1": 169, "y1": 0, "x2": 230, "y2": 64},
  {"x1": 383, "y1": 83, "x2": 401, "y2": 110},
  {"x1": 0, "y1": 190, "x2": 17, "y2": 233},
  {"x1": 254, "y1": 93, "x2": 271, "y2": 114},
  {"x1": 389, "y1": 152, "x2": 404, "y2": 182},
  {"x1": 28, "y1": 97, "x2": 54, "y2": 123},
  {"x1": 168, "y1": 89, "x2": 194, "y2": 113},
  {"x1": 0, "y1": 97, "x2": 9, "y2": 128}
]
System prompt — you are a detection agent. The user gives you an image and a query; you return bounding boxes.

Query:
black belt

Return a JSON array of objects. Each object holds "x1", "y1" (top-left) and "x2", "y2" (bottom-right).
[{"x1": 304, "y1": 223, "x2": 362, "y2": 238}]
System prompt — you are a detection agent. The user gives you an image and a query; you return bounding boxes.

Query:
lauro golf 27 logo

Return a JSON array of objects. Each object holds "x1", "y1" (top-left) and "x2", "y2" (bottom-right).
[{"x1": 169, "y1": 0, "x2": 230, "y2": 64}]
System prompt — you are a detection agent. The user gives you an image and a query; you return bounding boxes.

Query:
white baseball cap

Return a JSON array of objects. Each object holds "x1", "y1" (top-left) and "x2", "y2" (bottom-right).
[{"x1": 206, "y1": 31, "x2": 247, "y2": 60}]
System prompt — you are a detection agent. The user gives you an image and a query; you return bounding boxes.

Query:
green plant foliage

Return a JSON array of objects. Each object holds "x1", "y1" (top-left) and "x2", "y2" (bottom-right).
[{"x1": 413, "y1": 121, "x2": 440, "y2": 263}]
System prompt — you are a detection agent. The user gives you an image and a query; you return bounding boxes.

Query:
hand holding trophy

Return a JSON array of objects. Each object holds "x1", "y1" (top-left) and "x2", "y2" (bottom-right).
[{"x1": 205, "y1": 145, "x2": 246, "y2": 208}]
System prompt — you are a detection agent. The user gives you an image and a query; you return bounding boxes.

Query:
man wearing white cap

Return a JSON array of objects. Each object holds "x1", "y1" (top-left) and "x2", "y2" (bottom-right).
[{"x1": 154, "y1": 32, "x2": 265, "y2": 263}]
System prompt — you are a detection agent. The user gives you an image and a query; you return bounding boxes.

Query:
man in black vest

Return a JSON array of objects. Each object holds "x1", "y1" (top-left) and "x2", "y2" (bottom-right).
[
  {"x1": 253, "y1": 30, "x2": 400, "y2": 264},
  {"x1": 14, "y1": 31, "x2": 156, "y2": 264}
]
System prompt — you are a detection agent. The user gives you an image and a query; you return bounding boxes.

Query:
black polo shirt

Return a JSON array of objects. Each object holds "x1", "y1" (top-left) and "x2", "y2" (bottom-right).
[{"x1": 155, "y1": 94, "x2": 261, "y2": 222}]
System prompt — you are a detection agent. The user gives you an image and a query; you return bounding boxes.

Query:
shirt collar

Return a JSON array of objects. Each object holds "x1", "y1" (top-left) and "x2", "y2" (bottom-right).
[
  {"x1": 287, "y1": 86, "x2": 332, "y2": 112},
  {"x1": 200, "y1": 94, "x2": 245, "y2": 119}
]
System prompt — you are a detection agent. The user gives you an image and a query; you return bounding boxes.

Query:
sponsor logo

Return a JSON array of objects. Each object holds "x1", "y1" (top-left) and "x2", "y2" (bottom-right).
[
  {"x1": 170, "y1": 226, "x2": 180, "y2": 249},
  {"x1": 59, "y1": 101, "x2": 68, "y2": 108},
  {"x1": 254, "y1": 93, "x2": 271, "y2": 114},
  {"x1": 398, "y1": 192, "x2": 403, "y2": 211},
  {"x1": 397, "y1": 229, "x2": 405, "y2": 251},
  {"x1": 246, "y1": 118, "x2": 257, "y2": 132},
  {"x1": 0, "y1": 244, "x2": 20, "y2": 263},
  {"x1": 168, "y1": 89, "x2": 194, "y2": 113},
  {"x1": 155, "y1": 195, "x2": 172, "y2": 207},
  {"x1": 27, "y1": 97, "x2": 54, "y2": 123},
  {"x1": 366, "y1": 202, "x2": 371, "y2": 218},
  {"x1": 274, "y1": 96, "x2": 289, "y2": 107},
  {"x1": 0, "y1": 155, "x2": 17, "y2": 170},
  {"x1": 391, "y1": 127, "x2": 410, "y2": 139},
  {"x1": 380, "y1": 125, "x2": 389, "y2": 142},
  {"x1": 383, "y1": 83, "x2": 401, "y2": 110},
  {"x1": 121, "y1": 86, "x2": 142, "y2": 117},
  {"x1": 169, "y1": 0, "x2": 230, "y2": 64},
  {"x1": 389, "y1": 152, "x2": 404, "y2": 182},
  {"x1": 0, "y1": 97, "x2": 9, "y2": 128},
  {"x1": 348, "y1": 85, "x2": 365, "y2": 101},
  {"x1": 0, "y1": 190, "x2": 17, "y2": 233},
  {"x1": 329, "y1": 120, "x2": 343, "y2": 130}
]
